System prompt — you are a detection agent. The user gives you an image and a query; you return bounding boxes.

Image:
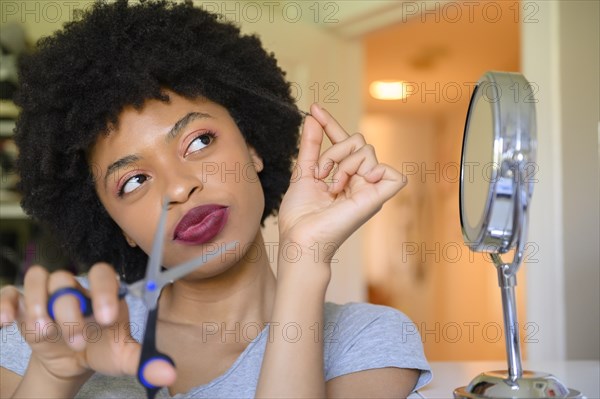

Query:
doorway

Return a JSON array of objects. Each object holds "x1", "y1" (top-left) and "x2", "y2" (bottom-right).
[{"x1": 361, "y1": 1, "x2": 524, "y2": 361}]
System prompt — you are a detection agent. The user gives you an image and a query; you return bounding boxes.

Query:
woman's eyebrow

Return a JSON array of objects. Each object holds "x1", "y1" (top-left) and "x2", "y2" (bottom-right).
[
  {"x1": 166, "y1": 111, "x2": 213, "y2": 143},
  {"x1": 104, "y1": 154, "x2": 141, "y2": 189}
]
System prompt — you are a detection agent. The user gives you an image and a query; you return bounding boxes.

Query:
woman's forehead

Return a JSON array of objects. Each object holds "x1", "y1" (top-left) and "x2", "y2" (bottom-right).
[{"x1": 102, "y1": 94, "x2": 225, "y2": 135}]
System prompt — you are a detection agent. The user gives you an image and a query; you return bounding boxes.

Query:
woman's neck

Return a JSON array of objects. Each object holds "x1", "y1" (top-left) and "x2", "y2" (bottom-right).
[{"x1": 158, "y1": 231, "x2": 276, "y2": 327}]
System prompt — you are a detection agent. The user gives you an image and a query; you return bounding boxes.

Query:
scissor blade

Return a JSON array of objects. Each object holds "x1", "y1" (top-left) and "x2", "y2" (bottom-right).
[
  {"x1": 124, "y1": 280, "x2": 145, "y2": 299},
  {"x1": 157, "y1": 241, "x2": 238, "y2": 286},
  {"x1": 145, "y1": 199, "x2": 169, "y2": 283},
  {"x1": 125, "y1": 241, "x2": 237, "y2": 299}
]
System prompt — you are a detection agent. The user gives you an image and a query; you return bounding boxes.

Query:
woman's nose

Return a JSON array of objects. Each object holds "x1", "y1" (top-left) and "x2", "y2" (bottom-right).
[{"x1": 163, "y1": 165, "x2": 203, "y2": 204}]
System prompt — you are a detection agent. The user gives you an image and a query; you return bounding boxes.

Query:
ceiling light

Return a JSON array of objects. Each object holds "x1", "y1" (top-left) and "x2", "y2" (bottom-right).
[{"x1": 369, "y1": 80, "x2": 410, "y2": 100}]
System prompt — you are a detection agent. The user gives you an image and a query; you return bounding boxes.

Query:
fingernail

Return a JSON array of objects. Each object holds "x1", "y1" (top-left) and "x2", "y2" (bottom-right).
[
  {"x1": 312, "y1": 103, "x2": 324, "y2": 113},
  {"x1": 0, "y1": 312, "x2": 9, "y2": 324},
  {"x1": 97, "y1": 305, "x2": 112, "y2": 324}
]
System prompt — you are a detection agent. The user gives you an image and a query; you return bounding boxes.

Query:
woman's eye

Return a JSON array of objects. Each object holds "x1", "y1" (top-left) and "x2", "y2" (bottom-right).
[
  {"x1": 120, "y1": 174, "x2": 148, "y2": 196},
  {"x1": 186, "y1": 132, "x2": 215, "y2": 155}
]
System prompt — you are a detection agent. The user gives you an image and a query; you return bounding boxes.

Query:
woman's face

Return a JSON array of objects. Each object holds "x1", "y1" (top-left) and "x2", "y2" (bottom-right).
[{"x1": 89, "y1": 92, "x2": 265, "y2": 275}]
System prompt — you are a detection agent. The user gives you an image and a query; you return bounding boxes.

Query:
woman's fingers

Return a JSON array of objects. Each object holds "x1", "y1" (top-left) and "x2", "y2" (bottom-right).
[
  {"x1": 142, "y1": 359, "x2": 177, "y2": 387},
  {"x1": 367, "y1": 163, "x2": 409, "y2": 202},
  {"x1": 88, "y1": 263, "x2": 119, "y2": 325},
  {"x1": 0, "y1": 285, "x2": 21, "y2": 326},
  {"x1": 47, "y1": 270, "x2": 88, "y2": 351},
  {"x1": 23, "y1": 265, "x2": 50, "y2": 324},
  {"x1": 316, "y1": 133, "x2": 373, "y2": 178},
  {"x1": 328, "y1": 145, "x2": 379, "y2": 194},
  {"x1": 295, "y1": 114, "x2": 324, "y2": 181},
  {"x1": 308, "y1": 104, "x2": 406, "y2": 198},
  {"x1": 106, "y1": 341, "x2": 177, "y2": 386},
  {"x1": 296, "y1": 104, "x2": 354, "y2": 183},
  {"x1": 309, "y1": 103, "x2": 350, "y2": 144}
]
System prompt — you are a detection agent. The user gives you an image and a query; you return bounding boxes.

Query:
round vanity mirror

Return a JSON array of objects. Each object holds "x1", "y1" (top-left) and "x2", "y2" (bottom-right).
[
  {"x1": 455, "y1": 71, "x2": 581, "y2": 398},
  {"x1": 460, "y1": 71, "x2": 536, "y2": 255}
]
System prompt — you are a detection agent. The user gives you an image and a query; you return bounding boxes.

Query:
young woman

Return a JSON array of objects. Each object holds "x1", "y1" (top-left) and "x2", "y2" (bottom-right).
[{"x1": 0, "y1": 1, "x2": 431, "y2": 397}]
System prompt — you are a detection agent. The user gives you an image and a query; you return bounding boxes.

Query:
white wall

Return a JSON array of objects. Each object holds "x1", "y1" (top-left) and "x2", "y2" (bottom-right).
[
  {"x1": 557, "y1": 0, "x2": 600, "y2": 360},
  {"x1": 523, "y1": 0, "x2": 599, "y2": 361}
]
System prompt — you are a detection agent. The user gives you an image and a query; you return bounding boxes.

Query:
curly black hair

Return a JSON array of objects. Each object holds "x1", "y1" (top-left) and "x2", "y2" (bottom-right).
[{"x1": 14, "y1": 0, "x2": 302, "y2": 283}]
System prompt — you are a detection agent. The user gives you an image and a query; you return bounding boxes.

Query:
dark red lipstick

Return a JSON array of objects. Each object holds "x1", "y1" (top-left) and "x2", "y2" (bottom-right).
[{"x1": 174, "y1": 205, "x2": 229, "y2": 245}]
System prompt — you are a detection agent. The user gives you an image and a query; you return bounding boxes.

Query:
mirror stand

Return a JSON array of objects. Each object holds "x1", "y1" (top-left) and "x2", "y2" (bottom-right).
[
  {"x1": 495, "y1": 258, "x2": 522, "y2": 383},
  {"x1": 454, "y1": 252, "x2": 583, "y2": 398},
  {"x1": 493, "y1": 158, "x2": 527, "y2": 382}
]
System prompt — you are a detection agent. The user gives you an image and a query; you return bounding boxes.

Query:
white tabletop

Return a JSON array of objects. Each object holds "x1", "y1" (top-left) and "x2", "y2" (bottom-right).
[{"x1": 414, "y1": 361, "x2": 600, "y2": 398}]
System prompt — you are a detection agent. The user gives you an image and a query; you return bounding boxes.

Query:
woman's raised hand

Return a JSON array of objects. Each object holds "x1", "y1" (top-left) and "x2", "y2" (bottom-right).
[{"x1": 278, "y1": 103, "x2": 407, "y2": 264}]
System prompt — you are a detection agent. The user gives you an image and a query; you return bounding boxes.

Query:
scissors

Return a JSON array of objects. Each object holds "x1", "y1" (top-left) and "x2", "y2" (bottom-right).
[{"x1": 48, "y1": 199, "x2": 236, "y2": 398}]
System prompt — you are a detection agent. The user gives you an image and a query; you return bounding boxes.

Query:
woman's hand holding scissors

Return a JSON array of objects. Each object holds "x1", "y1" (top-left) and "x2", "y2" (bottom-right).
[{"x1": 0, "y1": 263, "x2": 174, "y2": 397}]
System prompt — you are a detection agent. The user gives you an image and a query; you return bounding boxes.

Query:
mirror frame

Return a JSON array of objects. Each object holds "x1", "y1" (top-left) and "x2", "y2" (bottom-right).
[{"x1": 460, "y1": 71, "x2": 537, "y2": 256}]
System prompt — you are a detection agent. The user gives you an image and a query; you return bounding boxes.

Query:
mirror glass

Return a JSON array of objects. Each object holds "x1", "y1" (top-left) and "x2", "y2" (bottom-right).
[{"x1": 460, "y1": 86, "x2": 494, "y2": 243}]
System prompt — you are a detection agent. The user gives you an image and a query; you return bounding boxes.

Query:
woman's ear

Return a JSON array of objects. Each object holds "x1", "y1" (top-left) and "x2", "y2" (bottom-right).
[
  {"x1": 123, "y1": 231, "x2": 137, "y2": 248},
  {"x1": 248, "y1": 147, "x2": 263, "y2": 173}
]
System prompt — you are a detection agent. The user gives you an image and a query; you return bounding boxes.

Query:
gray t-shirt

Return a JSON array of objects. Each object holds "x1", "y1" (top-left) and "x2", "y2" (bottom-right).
[{"x1": 1, "y1": 293, "x2": 431, "y2": 398}]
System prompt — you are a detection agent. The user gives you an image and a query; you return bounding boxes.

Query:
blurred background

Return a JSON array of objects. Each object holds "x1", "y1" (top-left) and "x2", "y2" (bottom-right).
[{"x1": 1, "y1": 0, "x2": 598, "y2": 365}]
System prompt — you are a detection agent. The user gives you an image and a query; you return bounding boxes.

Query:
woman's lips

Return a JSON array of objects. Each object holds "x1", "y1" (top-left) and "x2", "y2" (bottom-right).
[{"x1": 173, "y1": 205, "x2": 229, "y2": 245}]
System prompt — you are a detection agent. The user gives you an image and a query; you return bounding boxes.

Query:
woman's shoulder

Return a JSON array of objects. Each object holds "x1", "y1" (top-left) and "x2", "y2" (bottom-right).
[
  {"x1": 323, "y1": 301, "x2": 421, "y2": 349},
  {"x1": 322, "y1": 302, "x2": 432, "y2": 389},
  {"x1": 324, "y1": 301, "x2": 415, "y2": 331}
]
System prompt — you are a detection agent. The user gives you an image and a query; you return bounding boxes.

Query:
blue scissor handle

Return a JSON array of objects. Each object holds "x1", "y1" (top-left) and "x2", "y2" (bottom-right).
[
  {"x1": 48, "y1": 287, "x2": 91, "y2": 320},
  {"x1": 48, "y1": 286, "x2": 128, "y2": 320},
  {"x1": 137, "y1": 307, "x2": 175, "y2": 399}
]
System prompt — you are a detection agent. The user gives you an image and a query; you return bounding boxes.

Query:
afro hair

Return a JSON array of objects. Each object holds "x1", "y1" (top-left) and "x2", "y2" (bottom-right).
[{"x1": 14, "y1": 0, "x2": 302, "y2": 282}]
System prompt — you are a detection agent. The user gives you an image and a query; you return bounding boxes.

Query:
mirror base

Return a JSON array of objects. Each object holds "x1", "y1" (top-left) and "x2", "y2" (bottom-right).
[{"x1": 454, "y1": 370, "x2": 582, "y2": 398}]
